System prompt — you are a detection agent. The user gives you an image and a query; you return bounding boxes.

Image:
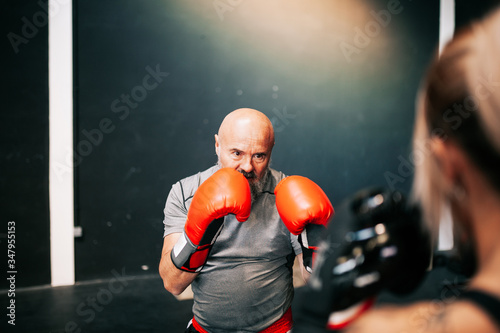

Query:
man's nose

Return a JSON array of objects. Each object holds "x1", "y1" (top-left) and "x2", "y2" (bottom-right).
[{"x1": 239, "y1": 156, "x2": 254, "y2": 174}]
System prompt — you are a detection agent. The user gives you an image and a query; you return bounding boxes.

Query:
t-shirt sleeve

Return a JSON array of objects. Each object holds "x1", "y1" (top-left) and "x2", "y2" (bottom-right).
[{"x1": 163, "y1": 181, "x2": 188, "y2": 237}]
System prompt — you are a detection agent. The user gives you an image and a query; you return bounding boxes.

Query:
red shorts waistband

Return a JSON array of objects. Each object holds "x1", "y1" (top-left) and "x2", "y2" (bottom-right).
[{"x1": 192, "y1": 307, "x2": 293, "y2": 333}]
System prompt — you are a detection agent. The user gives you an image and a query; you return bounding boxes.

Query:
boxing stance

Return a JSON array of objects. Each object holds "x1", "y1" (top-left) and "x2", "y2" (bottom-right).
[
  {"x1": 160, "y1": 108, "x2": 333, "y2": 332},
  {"x1": 171, "y1": 170, "x2": 334, "y2": 275}
]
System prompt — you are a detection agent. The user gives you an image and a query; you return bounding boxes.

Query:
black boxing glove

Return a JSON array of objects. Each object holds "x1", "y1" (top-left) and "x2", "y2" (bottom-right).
[{"x1": 293, "y1": 188, "x2": 431, "y2": 332}]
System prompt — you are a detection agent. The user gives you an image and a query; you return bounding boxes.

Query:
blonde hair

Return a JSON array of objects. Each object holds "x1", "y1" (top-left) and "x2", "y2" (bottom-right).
[{"x1": 411, "y1": 7, "x2": 500, "y2": 236}]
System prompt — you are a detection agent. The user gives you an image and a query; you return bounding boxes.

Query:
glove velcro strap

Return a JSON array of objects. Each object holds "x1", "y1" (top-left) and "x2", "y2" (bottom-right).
[
  {"x1": 171, "y1": 233, "x2": 216, "y2": 273},
  {"x1": 171, "y1": 218, "x2": 225, "y2": 273},
  {"x1": 326, "y1": 297, "x2": 375, "y2": 330},
  {"x1": 171, "y1": 231, "x2": 199, "y2": 272}
]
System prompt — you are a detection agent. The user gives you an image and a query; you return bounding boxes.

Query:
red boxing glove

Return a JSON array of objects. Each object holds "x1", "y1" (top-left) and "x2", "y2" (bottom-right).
[
  {"x1": 171, "y1": 168, "x2": 251, "y2": 272},
  {"x1": 275, "y1": 176, "x2": 334, "y2": 272}
]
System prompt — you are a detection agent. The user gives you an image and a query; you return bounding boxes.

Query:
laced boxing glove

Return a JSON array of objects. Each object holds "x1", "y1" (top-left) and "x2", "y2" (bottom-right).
[
  {"x1": 293, "y1": 188, "x2": 431, "y2": 332},
  {"x1": 275, "y1": 176, "x2": 335, "y2": 272},
  {"x1": 171, "y1": 168, "x2": 251, "y2": 272}
]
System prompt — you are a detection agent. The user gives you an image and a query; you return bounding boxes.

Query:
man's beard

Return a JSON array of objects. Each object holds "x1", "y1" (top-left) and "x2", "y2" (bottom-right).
[
  {"x1": 242, "y1": 169, "x2": 269, "y2": 202},
  {"x1": 216, "y1": 161, "x2": 269, "y2": 202}
]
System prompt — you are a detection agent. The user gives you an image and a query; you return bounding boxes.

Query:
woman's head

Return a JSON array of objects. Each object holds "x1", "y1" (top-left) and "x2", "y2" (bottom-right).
[{"x1": 412, "y1": 8, "x2": 500, "y2": 237}]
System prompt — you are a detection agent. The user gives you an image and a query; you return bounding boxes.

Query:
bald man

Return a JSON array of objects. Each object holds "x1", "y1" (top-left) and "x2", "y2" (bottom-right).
[
  {"x1": 159, "y1": 109, "x2": 331, "y2": 332},
  {"x1": 215, "y1": 108, "x2": 275, "y2": 199}
]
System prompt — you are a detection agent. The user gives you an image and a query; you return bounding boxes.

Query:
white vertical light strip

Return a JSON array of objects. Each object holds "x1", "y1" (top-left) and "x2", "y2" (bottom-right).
[
  {"x1": 439, "y1": 0, "x2": 456, "y2": 55},
  {"x1": 438, "y1": 0, "x2": 455, "y2": 251},
  {"x1": 49, "y1": 0, "x2": 75, "y2": 286},
  {"x1": 438, "y1": 204, "x2": 454, "y2": 251}
]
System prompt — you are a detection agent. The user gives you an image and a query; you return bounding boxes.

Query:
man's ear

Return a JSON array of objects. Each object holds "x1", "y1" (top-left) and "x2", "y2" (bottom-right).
[{"x1": 214, "y1": 134, "x2": 220, "y2": 155}]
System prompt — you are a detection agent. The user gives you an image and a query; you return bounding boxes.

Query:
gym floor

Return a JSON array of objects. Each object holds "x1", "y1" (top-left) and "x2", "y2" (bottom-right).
[
  {"x1": 3, "y1": 274, "x2": 191, "y2": 333},
  {"x1": 1, "y1": 263, "x2": 465, "y2": 333}
]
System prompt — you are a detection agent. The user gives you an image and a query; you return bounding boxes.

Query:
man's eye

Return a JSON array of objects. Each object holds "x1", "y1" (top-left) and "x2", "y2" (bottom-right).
[
  {"x1": 232, "y1": 151, "x2": 241, "y2": 156},
  {"x1": 254, "y1": 154, "x2": 266, "y2": 161}
]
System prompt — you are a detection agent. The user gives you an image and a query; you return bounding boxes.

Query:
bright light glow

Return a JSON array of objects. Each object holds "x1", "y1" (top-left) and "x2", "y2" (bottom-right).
[
  {"x1": 439, "y1": 0, "x2": 455, "y2": 55},
  {"x1": 49, "y1": 0, "x2": 75, "y2": 286},
  {"x1": 437, "y1": 0, "x2": 456, "y2": 250}
]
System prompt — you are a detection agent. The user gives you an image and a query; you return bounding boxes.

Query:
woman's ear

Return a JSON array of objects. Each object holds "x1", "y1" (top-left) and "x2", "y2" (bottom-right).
[{"x1": 431, "y1": 137, "x2": 467, "y2": 187}]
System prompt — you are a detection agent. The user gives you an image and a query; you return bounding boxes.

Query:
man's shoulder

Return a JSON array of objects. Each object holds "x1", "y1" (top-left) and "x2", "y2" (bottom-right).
[
  {"x1": 262, "y1": 168, "x2": 286, "y2": 193},
  {"x1": 174, "y1": 165, "x2": 220, "y2": 197},
  {"x1": 172, "y1": 166, "x2": 285, "y2": 196},
  {"x1": 180, "y1": 165, "x2": 219, "y2": 182},
  {"x1": 269, "y1": 167, "x2": 286, "y2": 182}
]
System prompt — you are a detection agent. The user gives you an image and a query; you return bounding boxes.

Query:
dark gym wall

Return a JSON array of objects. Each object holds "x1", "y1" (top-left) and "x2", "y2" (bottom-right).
[
  {"x1": 455, "y1": 0, "x2": 499, "y2": 29},
  {"x1": 74, "y1": 0, "x2": 439, "y2": 281},
  {"x1": 2, "y1": 1, "x2": 499, "y2": 288},
  {"x1": 1, "y1": 1, "x2": 51, "y2": 288}
]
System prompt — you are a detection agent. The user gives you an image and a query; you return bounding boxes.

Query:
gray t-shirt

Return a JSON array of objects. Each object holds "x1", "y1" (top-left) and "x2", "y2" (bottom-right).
[{"x1": 163, "y1": 165, "x2": 301, "y2": 332}]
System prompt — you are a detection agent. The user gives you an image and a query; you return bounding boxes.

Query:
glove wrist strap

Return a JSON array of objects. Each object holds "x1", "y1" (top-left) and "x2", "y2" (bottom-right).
[
  {"x1": 171, "y1": 231, "x2": 200, "y2": 272},
  {"x1": 171, "y1": 217, "x2": 225, "y2": 273}
]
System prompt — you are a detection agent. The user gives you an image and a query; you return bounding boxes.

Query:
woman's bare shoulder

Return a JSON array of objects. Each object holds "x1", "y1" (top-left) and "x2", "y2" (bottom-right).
[{"x1": 345, "y1": 300, "x2": 499, "y2": 333}]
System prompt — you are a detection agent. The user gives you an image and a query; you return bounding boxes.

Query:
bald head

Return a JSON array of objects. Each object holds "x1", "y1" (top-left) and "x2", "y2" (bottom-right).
[
  {"x1": 215, "y1": 108, "x2": 275, "y2": 196},
  {"x1": 217, "y1": 108, "x2": 275, "y2": 148}
]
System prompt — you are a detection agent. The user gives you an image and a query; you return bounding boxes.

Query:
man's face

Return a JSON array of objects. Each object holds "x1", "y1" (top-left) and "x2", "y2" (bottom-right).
[
  {"x1": 215, "y1": 109, "x2": 275, "y2": 199},
  {"x1": 215, "y1": 134, "x2": 273, "y2": 185}
]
